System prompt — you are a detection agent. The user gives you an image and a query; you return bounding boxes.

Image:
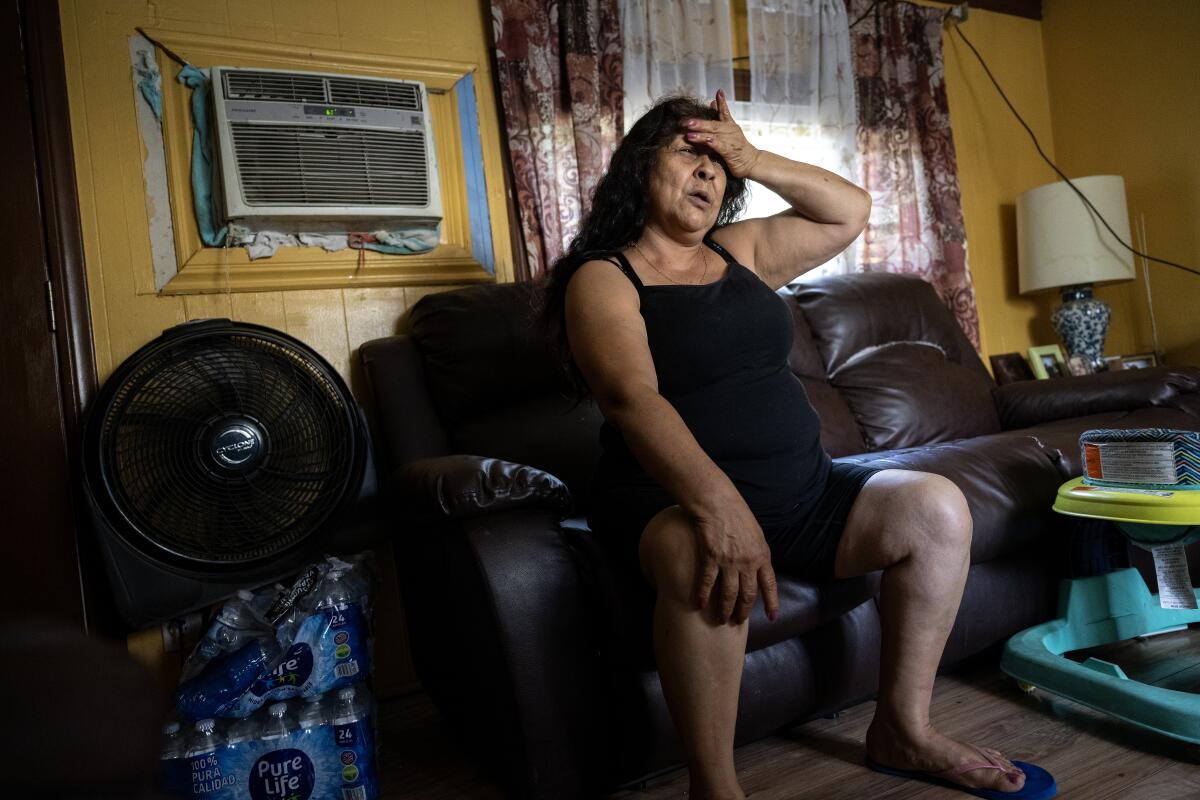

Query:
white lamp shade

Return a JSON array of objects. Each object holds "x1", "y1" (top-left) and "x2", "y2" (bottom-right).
[{"x1": 1016, "y1": 174, "x2": 1135, "y2": 294}]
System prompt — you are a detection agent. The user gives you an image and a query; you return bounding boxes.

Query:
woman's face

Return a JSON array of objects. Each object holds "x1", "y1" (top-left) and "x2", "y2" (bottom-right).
[{"x1": 644, "y1": 133, "x2": 727, "y2": 237}]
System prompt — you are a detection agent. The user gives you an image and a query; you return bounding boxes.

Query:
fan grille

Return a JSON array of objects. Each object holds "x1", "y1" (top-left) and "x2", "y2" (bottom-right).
[{"x1": 97, "y1": 330, "x2": 357, "y2": 566}]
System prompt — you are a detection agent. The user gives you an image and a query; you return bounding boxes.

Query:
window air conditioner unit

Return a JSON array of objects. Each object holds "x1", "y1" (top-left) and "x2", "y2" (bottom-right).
[{"x1": 210, "y1": 66, "x2": 442, "y2": 235}]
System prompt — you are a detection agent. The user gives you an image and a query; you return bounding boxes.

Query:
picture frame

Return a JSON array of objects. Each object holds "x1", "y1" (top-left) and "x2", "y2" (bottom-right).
[
  {"x1": 1118, "y1": 352, "x2": 1158, "y2": 370},
  {"x1": 1028, "y1": 344, "x2": 1068, "y2": 379},
  {"x1": 989, "y1": 352, "x2": 1035, "y2": 385},
  {"x1": 1065, "y1": 354, "x2": 1093, "y2": 377}
]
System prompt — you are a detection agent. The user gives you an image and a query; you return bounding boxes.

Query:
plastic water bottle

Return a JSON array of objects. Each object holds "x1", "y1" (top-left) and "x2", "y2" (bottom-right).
[
  {"x1": 158, "y1": 721, "x2": 188, "y2": 797},
  {"x1": 316, "y1": 568, "x2": 367, "y2": 689},
  {"x1": 226, "y1": 715, "x2": 258, "y2": 747},
  {"x1": 259, "y1": 701, "x2": 296, "y2": 741},
  {"x1": 298, "y1": 694, "x2": 328, "y2": 732},
  {"x1": 314, "y1": 569, "x2": 355, "y2": 619},
  {"x1": 331, "y1": 685, "x2": 378, "y2": 800},
  {"x1": 187, "y1": 591, "x2": 268, "y2": 676},
  {"x1": 223, "y1": 715, "x2": 260, "y2": 778},
  {"x1": 250, "y1": 701, "x2": 318, "y2": 800},
  {"x1": 175, "y1": 636, "x2": 282, "y2": 720},
  {"x1": 185, "y1": 719, "x2": 235, "y2": 798},
  {"x1": 297, "y1": 694, "x2": 330, "y2": 763}
]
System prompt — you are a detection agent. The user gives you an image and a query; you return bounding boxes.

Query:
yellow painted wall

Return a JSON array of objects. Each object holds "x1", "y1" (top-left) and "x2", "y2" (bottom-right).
[
  {"x1": 1041, "y1": 0, "x2": 1200, "y2": 367},
  {"x1": 936, "y1": 4, "x2": 1072, "y2": 360},
  {"x1": 60, "y1": 0, "x2": 513, "y2": 694}
]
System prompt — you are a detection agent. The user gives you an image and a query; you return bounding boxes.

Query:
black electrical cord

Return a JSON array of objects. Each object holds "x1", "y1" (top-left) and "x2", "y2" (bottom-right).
[{"x1": 949, "y1": 22, "x2": 1200, "y2": 278}]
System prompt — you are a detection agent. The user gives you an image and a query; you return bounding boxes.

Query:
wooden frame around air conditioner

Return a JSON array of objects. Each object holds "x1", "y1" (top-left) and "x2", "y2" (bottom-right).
[{"x1": 145, "y1": 29, "x2": 506, "y2": 294}]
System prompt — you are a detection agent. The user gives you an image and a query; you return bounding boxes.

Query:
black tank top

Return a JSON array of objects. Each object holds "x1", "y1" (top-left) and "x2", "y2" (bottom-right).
[{"x1": 591, "y1": 237, "x2": 831, "y2": 525}]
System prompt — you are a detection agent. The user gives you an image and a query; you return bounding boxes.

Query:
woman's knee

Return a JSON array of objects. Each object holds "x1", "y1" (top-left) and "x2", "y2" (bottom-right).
[
  {"x1": 905, "y1": 473, "x2": 972, "y2": 551},
  {"x1": 638, "y1": 507, "x2": 700, "y2": 599}
]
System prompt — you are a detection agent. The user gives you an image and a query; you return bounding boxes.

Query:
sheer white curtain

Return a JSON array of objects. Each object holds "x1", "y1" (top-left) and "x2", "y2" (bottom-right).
[
  {"x1": 742, "y1": 0, "x2": 859, "y2": 279},
  {"x1": 621, "y1": 0, "x2": 734, "y2": 127}
]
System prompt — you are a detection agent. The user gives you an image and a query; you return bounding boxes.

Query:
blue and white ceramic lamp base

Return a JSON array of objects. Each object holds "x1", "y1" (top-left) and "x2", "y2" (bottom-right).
[{"x1": 1050, "y1": 285, "x2": 1110, "y2": 372}]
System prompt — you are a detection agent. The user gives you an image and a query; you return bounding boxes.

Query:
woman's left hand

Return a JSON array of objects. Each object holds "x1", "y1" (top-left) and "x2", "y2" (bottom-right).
[{"x1": 685, "y1": 89, "x2": 761, "y2": 179}]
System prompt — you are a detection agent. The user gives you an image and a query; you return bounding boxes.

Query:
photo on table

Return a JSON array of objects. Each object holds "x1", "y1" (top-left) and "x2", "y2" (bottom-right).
[
  {"x1": 989, "y1": 352, "x2": 1035, "y2": 385},
  {"x1": 1119, "y1": 352, "x2": 1158, "y2": 370},
  {"x1": 1066, "y1": 355, "x2": 1093, "y2": 376},
  {"x1": 1028, "y1": 344, "x2": 1068, "y2": 379}
]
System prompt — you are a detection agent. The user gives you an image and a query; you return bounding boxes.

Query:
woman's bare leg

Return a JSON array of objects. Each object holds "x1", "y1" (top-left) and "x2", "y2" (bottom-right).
[
  {"x1": 640, "y1": 506, "x2": 748, "y2": 800},
  {"x1": 833, "y1": 470, "x2": 1026, "y2": 793}
]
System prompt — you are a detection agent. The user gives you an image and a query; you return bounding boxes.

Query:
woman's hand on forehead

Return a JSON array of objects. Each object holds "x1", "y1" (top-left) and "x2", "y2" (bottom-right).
[{"x1": 682, "y1": 89, "x2": 761, "y2": 179}]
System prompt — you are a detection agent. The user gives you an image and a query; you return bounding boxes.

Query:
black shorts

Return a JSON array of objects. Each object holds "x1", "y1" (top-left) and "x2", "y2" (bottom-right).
[{"x1": 588, "y1": 461, "x2": 880, "y2": 583}]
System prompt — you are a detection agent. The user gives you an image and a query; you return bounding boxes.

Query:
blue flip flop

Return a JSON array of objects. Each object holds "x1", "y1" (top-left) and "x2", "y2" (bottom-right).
[{"x1": 866, "y1": 747, "x2": 1057, "y2": 800}]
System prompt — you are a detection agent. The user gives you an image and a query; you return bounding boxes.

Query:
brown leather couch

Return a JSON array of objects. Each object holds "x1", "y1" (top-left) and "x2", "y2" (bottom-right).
[{"x1": 360, "y1": 272, "x2": 1200, "y2": 799}]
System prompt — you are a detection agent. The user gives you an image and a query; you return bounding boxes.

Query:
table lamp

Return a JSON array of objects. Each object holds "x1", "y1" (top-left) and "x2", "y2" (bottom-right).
[{"x1": 1016, "y1": 175, "x2": 1135, "y2": 371}]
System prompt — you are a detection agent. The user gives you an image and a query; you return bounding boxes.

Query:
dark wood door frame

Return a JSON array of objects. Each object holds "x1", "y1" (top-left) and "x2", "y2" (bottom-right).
[
  {"x1": 21, "y1": 0, "x2": 95, "y2": 429},
  {"x1": 5, "y1": 0, "x2": 115, "y2": 635}
]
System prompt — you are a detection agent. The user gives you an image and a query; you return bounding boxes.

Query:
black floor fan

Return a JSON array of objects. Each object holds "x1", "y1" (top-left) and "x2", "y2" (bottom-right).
[{"x1": 83, "y1": 318, "x2": 375, "y2": 627}]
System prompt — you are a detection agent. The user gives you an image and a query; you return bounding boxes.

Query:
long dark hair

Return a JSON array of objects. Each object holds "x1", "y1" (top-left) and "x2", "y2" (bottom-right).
[{"x1": 535, "y1": 95, "x2": 750, "y2": 397}]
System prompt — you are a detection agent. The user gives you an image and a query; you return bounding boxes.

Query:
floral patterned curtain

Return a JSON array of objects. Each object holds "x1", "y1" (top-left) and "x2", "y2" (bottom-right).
[
  {"x1": 846, "y1": 0, "x2": 980, "y2": 349},
  {"x1": 492, "y1": 0, "x2": 623, "y2": 279}
]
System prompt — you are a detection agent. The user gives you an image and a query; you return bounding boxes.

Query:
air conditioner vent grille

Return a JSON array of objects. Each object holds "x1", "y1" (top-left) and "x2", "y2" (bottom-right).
[
  {"x1": 223, "y1": 71, "x2": 327, "y2": 103},
  {"x1": 327, "y1": 78, "x2": 422, "y2": 111},
  {"x1": 230, "y1": 123, "x2": 430, "y2": 207},
  {"x1": 222, "y1": 70, "x2": 424, "y2": 112}
]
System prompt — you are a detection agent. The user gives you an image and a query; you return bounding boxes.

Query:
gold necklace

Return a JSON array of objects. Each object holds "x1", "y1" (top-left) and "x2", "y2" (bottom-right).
[{"x1": 632, "y1": 241, "x2": 709, "y2": 285}]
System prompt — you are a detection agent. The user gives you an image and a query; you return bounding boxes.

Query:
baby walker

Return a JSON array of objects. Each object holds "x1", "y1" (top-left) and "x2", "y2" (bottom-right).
[{"x1": 1001, "y1": 429, "x2": 1200, "y2": 743}]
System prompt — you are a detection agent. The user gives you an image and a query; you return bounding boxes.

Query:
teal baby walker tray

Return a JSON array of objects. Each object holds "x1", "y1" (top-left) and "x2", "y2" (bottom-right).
[{"x1": 1001, "y1": 429, "x2": 1200, "y2": 744}]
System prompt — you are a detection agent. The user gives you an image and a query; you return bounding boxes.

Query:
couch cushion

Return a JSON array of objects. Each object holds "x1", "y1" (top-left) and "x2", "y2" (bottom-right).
[
  {"x1": 829, "y1": 341, "x2": 1001, "y2": 450},
  {"x1": 780, "y1": 292, "x2": 867, "y2": 457},
  {"x1": 799, "y1": 377, "x2": 870, "y2": 457},
  {"x1": 835, "y1": 431, "x2": 1065, "y2": 564},
  {"x1": 745, "y1": 572, "x2": 880, "y2": 653},
  {"x1": 791, "y1": 272, "x2": 992, "y2": 381},
  {"x1": 409, "y1": 283, "x2": 563, "y2": 425},
  {"x1": 408, "y1": 283, "x2": 604, "y2": 507}
]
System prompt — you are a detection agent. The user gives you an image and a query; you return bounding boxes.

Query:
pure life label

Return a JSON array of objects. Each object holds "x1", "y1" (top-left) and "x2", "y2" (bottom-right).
[{"x1": 249, "y1": 749, "x2": 315, "y2": 800}]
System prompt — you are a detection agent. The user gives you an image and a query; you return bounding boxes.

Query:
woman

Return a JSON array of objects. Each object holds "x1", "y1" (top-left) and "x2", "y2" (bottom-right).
[{"x1": 540, "y1": 93, "x2": 1054, "y2": 800}]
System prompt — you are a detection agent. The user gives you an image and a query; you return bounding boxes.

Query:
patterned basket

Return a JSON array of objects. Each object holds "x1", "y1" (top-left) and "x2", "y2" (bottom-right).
[{"x1": 1080, "y1": 429, "x2": 1200, "y2": 491}]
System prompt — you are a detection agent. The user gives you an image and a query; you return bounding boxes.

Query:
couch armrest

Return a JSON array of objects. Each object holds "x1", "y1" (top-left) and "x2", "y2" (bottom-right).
[
  {"x1": 993, "y1": 366, "x2": 1200, "y2": 430},
  {"x1": 396, "y1": 506, "x2": 603, "y2": 798},
  {"x1": 391, "y1": 454, "x2": 573, "y2": 519},
  {"x1": 457, "y1": 512, "x2": 604, "y2": 798}
]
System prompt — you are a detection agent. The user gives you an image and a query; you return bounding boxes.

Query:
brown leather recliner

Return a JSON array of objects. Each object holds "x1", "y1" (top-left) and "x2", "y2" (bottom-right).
[{"x1": 360, "y1": 272, "x2": 1200, "y2": 799}]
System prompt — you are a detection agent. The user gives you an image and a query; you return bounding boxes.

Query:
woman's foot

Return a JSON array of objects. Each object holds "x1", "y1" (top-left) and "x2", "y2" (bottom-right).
[{"x1": 866, "y1": 716, "x2": 1026, "y2": 794}]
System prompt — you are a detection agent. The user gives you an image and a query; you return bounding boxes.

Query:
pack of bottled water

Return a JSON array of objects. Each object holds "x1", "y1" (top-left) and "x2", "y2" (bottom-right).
[
  {"x1": 160, "y1": 685, "x2": 379, "y2": 800},
  {"x1": 159, "y1": 554, "x2": 381, "y2": 798},
  {"x1": 174, "y1": 554, "x2": 375, "y2": 721}
]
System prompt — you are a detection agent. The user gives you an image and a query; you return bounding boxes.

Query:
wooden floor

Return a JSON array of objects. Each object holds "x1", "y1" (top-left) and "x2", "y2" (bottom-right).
[{"x1": 377, "y1": 640, "x2": 1200, "y2": 799}]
